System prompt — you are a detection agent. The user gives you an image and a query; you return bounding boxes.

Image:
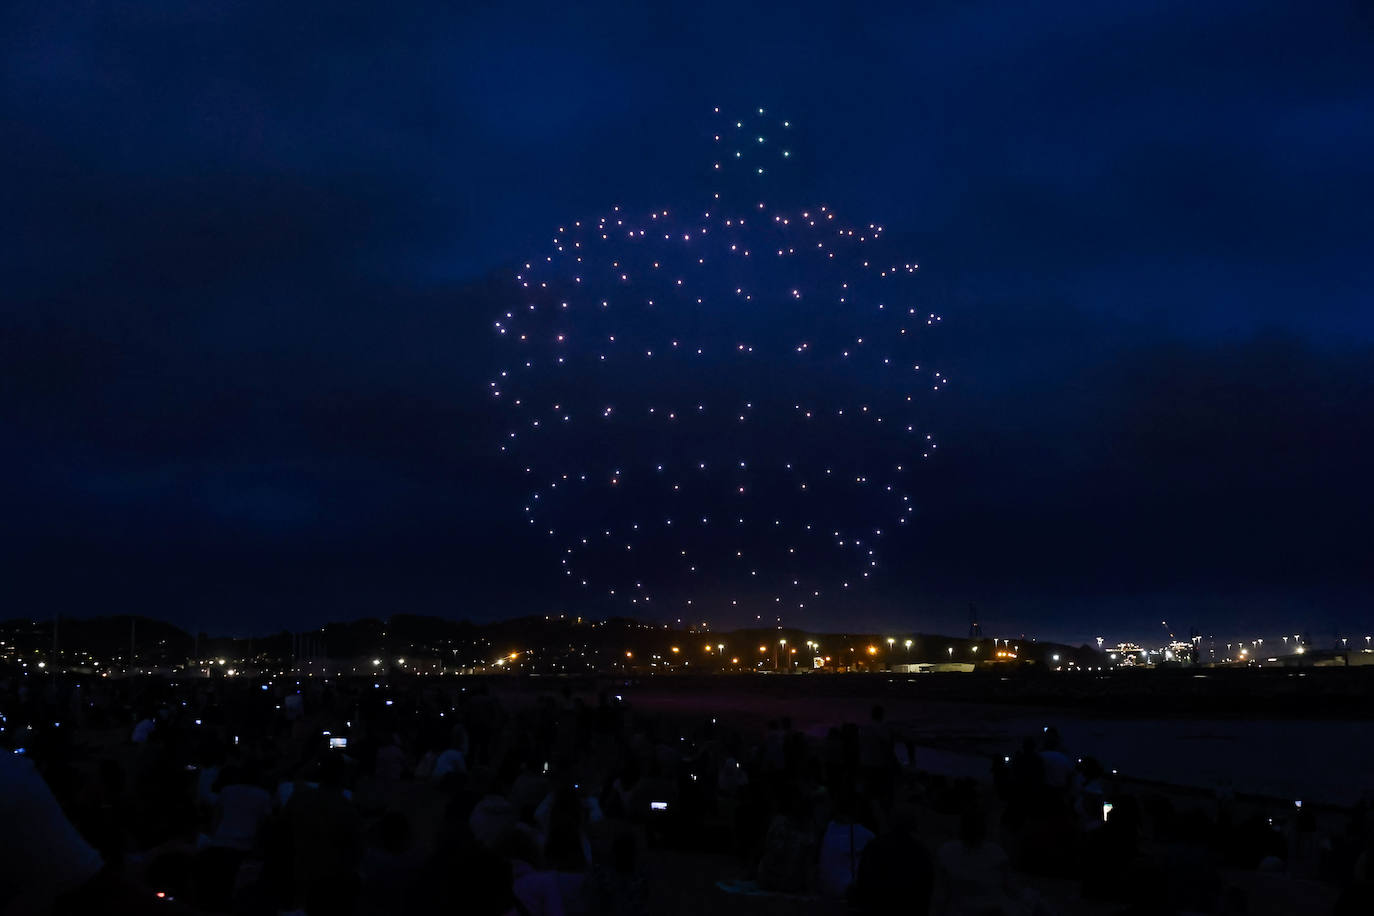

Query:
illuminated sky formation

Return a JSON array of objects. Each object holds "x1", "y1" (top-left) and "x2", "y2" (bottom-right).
[{"x1": 494, "y1": 109, "x2": 946, "y2": 624}]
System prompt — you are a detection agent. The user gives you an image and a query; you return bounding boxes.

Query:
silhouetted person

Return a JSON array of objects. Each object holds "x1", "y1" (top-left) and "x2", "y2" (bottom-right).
[
  {"x1": 850, "y1": 803, "x2": 933, "y2": 915},
  {"x1": 285, "y1": 753, "x2": 362, "y2": 915},
  {"x1": 936, "y1": 808, "x2": 1012, "y2": 915},
  {"x1": 584, "y1": 825, "x2": 648, "y2": 916},
  {"x1": 818, "y1": 791, "x2": 874, "y2": 899},
  {"x1": 756, "y1": 787, "x2": 814, "y2": 893},
  {"x1": 358, "y1": 811, "x2": 422, "y2": 916}
]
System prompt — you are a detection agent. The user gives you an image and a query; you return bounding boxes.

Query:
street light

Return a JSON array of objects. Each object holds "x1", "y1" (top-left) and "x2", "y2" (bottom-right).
[{"x1": 947, "y1": 647, "x2": 954, "y2": 658}]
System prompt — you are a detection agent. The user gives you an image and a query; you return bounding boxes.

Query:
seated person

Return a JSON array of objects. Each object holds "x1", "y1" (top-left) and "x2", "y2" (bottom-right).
[{"x1": 935, "y1": 808, "x2": 1013, "y2": 916}]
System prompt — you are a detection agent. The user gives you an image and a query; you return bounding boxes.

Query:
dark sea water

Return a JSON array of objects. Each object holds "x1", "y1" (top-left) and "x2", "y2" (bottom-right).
[{"x1": 616, "y1": 685, "x2": 1374, "y2": 806}]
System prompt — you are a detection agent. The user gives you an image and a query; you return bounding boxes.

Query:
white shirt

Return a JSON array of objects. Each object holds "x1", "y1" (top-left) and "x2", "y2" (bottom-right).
[
  {"x1": 818, "y1": 820, "x2": 874, "y2": 898},
  {"x1": 0, "y1": 754, "x2": 104, "y2": 912},
  {"x1": 430, "y1": 748, "x2": 466, "y2": 783},
  {"x1": 468, "y1": 795, "x2": 517, "y2": 848},
  {"x1": 211, "y1": 784, "x2": 272, "y2": 850},
  {"x1": 512, "y1": 862, "x2": 568, "y2": 916}
]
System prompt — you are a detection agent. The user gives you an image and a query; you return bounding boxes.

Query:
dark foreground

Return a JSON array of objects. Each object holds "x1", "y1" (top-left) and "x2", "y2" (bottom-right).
[{"x1": 2, "y1": 670, "x2": 1371, "y2": 915}]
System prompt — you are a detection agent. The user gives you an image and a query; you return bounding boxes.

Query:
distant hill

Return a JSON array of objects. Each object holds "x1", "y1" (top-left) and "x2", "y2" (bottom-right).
[
  {"x1": 0, "y1": 612, "x2": 1096, "y2": 673},
  {"x1": 1, "y1": 615, "x2": 192, "y2": 665}
]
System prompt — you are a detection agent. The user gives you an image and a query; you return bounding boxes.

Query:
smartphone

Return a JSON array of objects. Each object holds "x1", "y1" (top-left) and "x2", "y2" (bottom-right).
[
  {"x1": 651, "y1": 801, "x2": 668, "y2": 811},
  {"x1": 329, "y1": 736, "x2": 348, "y2": 749},
  {"x1": 1102, "y1": 802, "x2": 1113, "y2": 822}
]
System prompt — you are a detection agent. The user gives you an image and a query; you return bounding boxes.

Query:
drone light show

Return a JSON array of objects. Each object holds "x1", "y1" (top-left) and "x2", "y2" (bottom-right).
[{"x1": 493, "y1": 107, "x2": 946, "y2": 625}]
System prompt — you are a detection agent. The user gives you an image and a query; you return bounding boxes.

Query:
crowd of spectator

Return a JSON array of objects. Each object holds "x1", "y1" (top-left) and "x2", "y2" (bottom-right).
[{"x1": 2, "y1": 673, "x2": 1372, "y2": 915}]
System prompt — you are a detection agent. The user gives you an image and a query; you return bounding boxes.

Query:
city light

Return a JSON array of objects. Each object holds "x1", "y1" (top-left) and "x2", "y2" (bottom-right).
[{"x1": 7, "y1": 613, "x2": 1355, "y2": 687}]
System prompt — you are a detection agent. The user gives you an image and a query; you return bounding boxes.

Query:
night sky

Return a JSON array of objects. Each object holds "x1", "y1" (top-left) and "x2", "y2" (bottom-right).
[{"x1": 5, "y1": 0, "x2": 1372, "y2": 643}]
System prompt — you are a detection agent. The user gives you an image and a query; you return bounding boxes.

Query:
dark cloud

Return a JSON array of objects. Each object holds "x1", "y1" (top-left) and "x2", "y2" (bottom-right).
[
  {"x1": 3, "y1": 0, "x2": 1372, "y2": 641},
  {"x1": 908, "y1": 327, "x2": 1374, "y2": 595}
]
